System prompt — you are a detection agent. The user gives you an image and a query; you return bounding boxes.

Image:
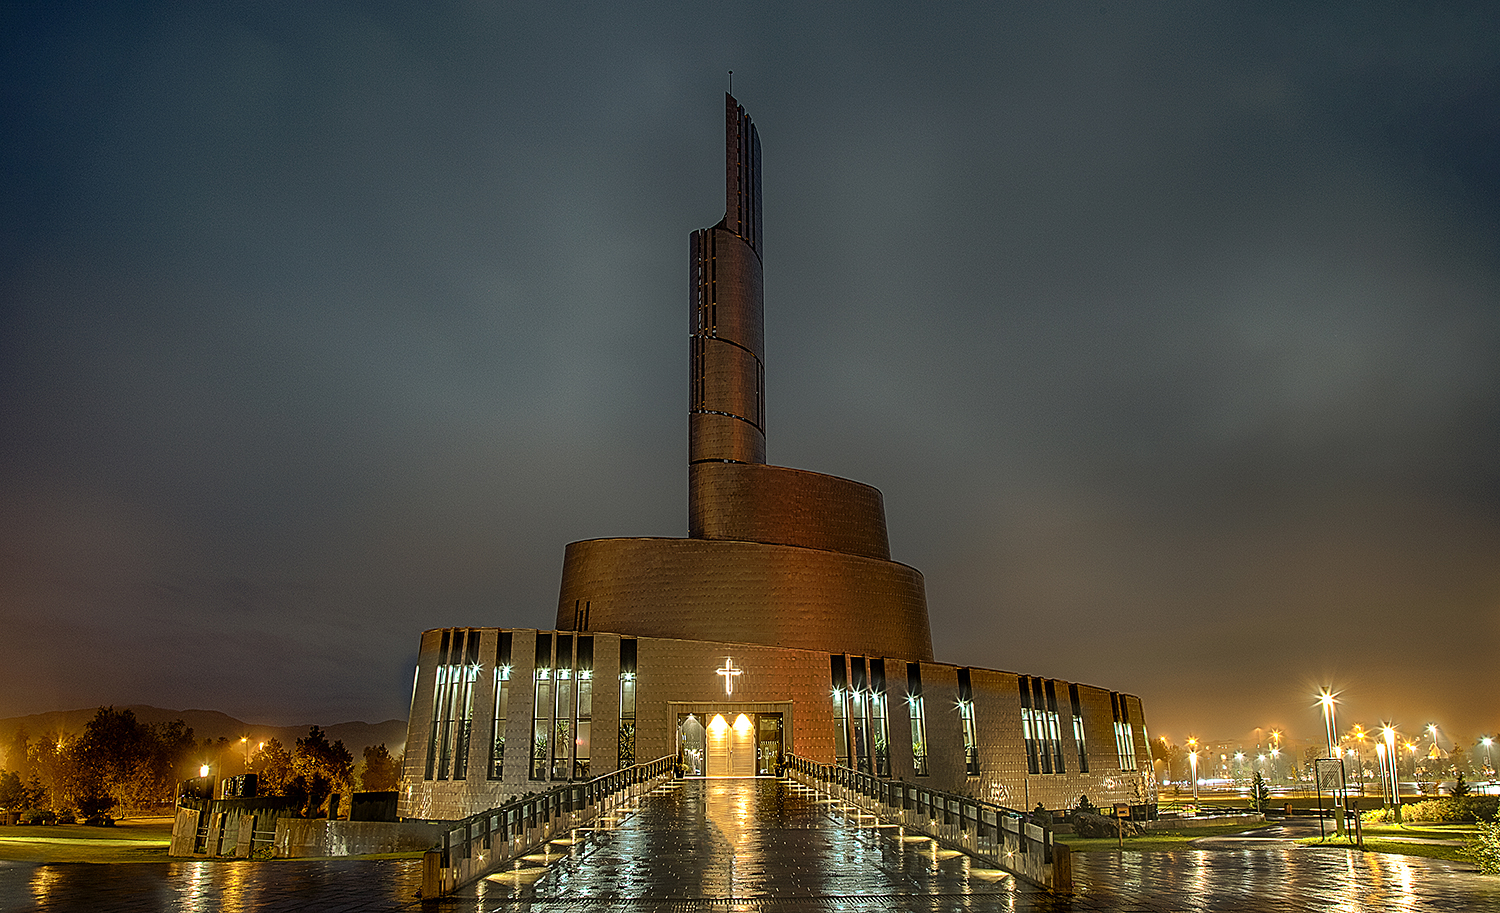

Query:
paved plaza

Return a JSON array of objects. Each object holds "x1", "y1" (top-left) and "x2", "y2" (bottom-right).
[{"x1": 1, "y1": 779, "x2": 1497, "y2": 911}]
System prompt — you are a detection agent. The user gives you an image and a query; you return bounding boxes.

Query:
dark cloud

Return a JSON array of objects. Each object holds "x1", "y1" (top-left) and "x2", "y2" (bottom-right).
[{"x1": 2, "y1": 3, "x2": 1496, "y2": 744}]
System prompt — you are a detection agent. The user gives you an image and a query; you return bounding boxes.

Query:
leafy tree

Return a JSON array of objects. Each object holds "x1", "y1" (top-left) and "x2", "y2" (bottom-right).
[
  {"x1": 0, "y1": 770, "x2": 24, "y2": 808},
  {"x1": 294, "y1": 727, "x2": 353, "y2": 792},
  {"x1": 360, "y1": 744, "x2": 402, "y2": 792},
  {"x1": 251, "y1": 739, "x2": 294, "y2": 795},
  {"x1": 4, "y1": 728, "x2": 30, "y2": 779}
]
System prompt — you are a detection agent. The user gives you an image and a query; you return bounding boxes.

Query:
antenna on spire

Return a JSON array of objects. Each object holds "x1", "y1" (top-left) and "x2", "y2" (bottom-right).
[{"x1": 728, "y1": 70, "x2": 733, "y2": 94}]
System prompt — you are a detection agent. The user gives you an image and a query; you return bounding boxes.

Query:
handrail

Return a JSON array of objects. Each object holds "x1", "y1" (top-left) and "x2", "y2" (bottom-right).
[
  {"x1": 420, "y1": 755, "x2": 675, "y2": 897},
  {"x1": 783, "y1": 754, "x2": 1070, "y2": 894}
]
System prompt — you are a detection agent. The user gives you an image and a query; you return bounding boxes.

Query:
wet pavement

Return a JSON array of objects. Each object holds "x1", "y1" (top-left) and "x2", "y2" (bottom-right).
[{"x1": 2, "y1": 778, "x2": 1498, "y2": 911}]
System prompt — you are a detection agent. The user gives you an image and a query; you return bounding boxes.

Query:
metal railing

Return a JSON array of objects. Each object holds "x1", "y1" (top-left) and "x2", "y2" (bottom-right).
[
  {"x1": 784, "y1": 755, "x2": 1070, "y2": 894},
  {"x1": 421, "y1": 755, "x2": 675, "y2": 897}
]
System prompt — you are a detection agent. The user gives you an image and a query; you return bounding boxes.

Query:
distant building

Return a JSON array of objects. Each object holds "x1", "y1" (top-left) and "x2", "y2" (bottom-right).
[{"x1": 399, "y1": 96, "x2": 1153, "y2": 821}]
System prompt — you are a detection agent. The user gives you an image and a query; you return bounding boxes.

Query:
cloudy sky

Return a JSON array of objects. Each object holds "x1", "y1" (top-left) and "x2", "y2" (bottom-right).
[{"x1": 3, "y1": 3, "x2": 1496, "y2": 748}]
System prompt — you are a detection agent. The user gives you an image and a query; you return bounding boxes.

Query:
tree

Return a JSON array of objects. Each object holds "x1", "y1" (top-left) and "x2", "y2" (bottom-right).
[
  {"x1": 251, "y1": 739, "x2": 294, "y2": 795},
  {"x1": 4, "y1": 728, "x2": 30, "y2": 779},
  {"x1": 289, "y1": 727, "x2": 353, "y2": 816},
  {"x1": 1452, "y1": 771, "x2": 1472, "y2": 798},
  {"x1": 1251, "y1": 771, "x2": 1271, "y2": 812},
  {"x1": 0, "y1": 770, "x2": 24, "y2": 808},
  {"x1": 360, "y1": 744, "x2": 402, "y2": 792}
]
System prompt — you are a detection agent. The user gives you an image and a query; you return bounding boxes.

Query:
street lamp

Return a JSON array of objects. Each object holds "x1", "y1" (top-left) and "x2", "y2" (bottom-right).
[
  {"x1": 1318, "y1": 691, "x2": 1338, "y2": 759},
  {"x1": 1482, "y1": 736, "x2": 1494, "y2": 781},
  {"x1": 1187, "y1": 737, "x2": 1199, "y2": 804}
]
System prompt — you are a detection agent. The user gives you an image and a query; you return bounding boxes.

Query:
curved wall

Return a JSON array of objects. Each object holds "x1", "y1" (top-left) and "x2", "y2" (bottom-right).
[
  {"x1": 689, "y1": 462, "x2": 891, "y2": 560},
  {"x1": 556, "y1": 537, "x2": 933, "y2": 661}
]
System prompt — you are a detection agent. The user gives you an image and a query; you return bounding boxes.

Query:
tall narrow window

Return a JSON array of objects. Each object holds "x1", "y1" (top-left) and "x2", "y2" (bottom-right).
[
  {"x1": 1069, "y1": 684, "x2": 1089, "y2": 773},
  {"x1": 1043, "y1": 680, "x2": 1065, "y2": 774},
  {"x1": 1111, "y1": 693, "x2": 1137, "y2": 771},
  {"x1": 870, "y1": 659, "x2": 890, "y2": 777},
  {"x1": 575, "y1": 637, "x2": 592, "y2": 779},
  {"x1": 850, "y1": 657, "x2": 869, "y2": 774},
  {"x1": 489, "y1": 633, "x2": 512, "y2": 779},
  {"x1": 425, "y1": 630, "x2": 451, "y2": 780},
  {"x1": 906, "y1": 662, "x2": 928, "y2": 777},
  {"x1": 453, "y1": 632, "x2": 480, "y2": 780},
  {"x1": 618, "y1": 639, "x2": 637, "y2": 767},
  {"x1": 552, "y1": 634, "x2": 574, "y2": 780},
  {"x1": 830, "y1": 655, "x2": 850, "y2": 768},
  {"x1": 1019, "y1": 676, "x2": 1039, "y2": 774},
  {"x1": 531, "y1": 634, "x2": 552, "y2": 780},
  {"x1": 957, "y1": 669, "x2": 979, "y2": 776}
]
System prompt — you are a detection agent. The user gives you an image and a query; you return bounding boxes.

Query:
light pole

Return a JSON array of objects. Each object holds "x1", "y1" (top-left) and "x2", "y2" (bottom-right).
[
  {"x1": 1482, "y1": 736, "x2": 1494, "y2": 782},
  {"x1": 1381, "y1": 725, "x2": 1399, "y2": 818},
  {"x1": 1188, "y1": 737, "x2": 1199, "y2": 804},
  {"x1": 1318, "y1": 690, "x2": 1344, "y2": 835},
  {"x1": 1376, "y1": 742, "x2": 1389, "y2": 807}
]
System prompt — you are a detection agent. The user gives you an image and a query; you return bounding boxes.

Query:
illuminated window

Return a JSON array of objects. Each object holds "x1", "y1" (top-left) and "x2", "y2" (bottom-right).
[
  {"x1": 1111, "y1": 692, "x2": 1137, "y2": 771},
  {"x1": 1019, "y1": 676, "x2": 1039, "y2": 774},
  {"x1": 618, "y1": 639, "x2": 636, "y2": 767},
  {"x1": 552, "y1": 634, "x2": 574, "y2": 780},
  {"x1": 574, "y1": 637, "x2": 592, "y2": 779},
  {"x1": 870, "y1": 658, "x2": 890, "y2": 778},
  {"x1": 1069, "y1": 684, "x2": 1089, "y2": 773},
  {"x1": 488, "y1": 633, "x2": 511, "y2": 779},
  {"x1": 830, "y1": 655, "x2": 850, "y2": 768},
  {"x1": 452, "y1": 632, "x2": 480, "y2": 780},
  {"x1": 424, "y1": 630, "x2": 451, "y2": 780},
  {"x1": 958, "y1": 669, "x2": 979, "y2": 776},
  {"x1": 906, "y1": 662, "x2": 928, "y2": 777},
  {"x1": 530, "y1": 634, "x2": 552, "y2": 780}
]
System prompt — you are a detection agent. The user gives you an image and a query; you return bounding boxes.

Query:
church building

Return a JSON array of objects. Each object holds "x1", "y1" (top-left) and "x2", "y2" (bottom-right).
[{"x1": 398, "y1": 96, "x2": 1153, "y2": 822}]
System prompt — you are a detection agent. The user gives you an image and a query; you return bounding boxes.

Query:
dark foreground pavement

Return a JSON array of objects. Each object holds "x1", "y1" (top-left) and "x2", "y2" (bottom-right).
[{"x1": 2, "y1": 778, "x2": 1496, "y2": 911}]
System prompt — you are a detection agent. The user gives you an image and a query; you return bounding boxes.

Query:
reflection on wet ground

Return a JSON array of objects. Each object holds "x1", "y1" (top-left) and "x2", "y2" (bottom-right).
[{"x1": 2, "y1": 778, "x2": 1498, "y2": 911}]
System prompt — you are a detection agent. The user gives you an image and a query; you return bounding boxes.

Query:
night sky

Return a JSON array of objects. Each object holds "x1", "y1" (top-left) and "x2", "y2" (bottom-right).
[{"x1": 3, "y1": 3, "x2": 1497, "y2": 749}]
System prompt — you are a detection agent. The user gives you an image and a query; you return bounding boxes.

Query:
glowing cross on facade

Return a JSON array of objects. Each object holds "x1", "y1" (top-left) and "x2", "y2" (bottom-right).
[{"x1": 716, "y1": 657, "x2": 743, "y2": 696}]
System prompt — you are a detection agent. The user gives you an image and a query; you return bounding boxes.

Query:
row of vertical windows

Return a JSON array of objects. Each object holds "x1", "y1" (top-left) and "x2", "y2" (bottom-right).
[
  {"x1": 528, "y1": 634, "x2": 594, "y2": 781},
  {"x1": 829, "y1": 656, "x2": 892, "y2": 777},
  {"x1": 906, "y1": 662, "x2": 928, "y2": 776},
  {"x1": 1111, "y1": 692, "x2": 1137, "y2": 771},
  {"x1": 1018, "y1": 676, "x2": 1065, "y2": 775},
  {"x1": 425, "y1": 629, "x2": 481, "y2": 782}
]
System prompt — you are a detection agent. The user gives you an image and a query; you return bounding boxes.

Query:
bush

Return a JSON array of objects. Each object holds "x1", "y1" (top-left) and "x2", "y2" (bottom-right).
[
  {"x1": 1463, "y1": 820, "x2": 1500, "y2": 875},
  {"x1": 1363, "y1": 796, "x2": 1499, "y2": 825}
]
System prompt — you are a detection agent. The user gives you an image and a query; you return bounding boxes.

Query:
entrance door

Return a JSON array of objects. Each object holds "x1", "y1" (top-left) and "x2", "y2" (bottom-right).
[
  {"x1": 677, "y1": 714, "x2": 706, "y2": 776},
  {"x1": 704, "y1": 713, "x2": 757, "y2": 777},
  {"x1": 756, "y1": 713, "x2": 783, "y2": 775}
]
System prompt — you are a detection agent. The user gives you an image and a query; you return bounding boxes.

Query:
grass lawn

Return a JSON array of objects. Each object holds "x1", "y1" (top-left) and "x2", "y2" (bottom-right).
[
  {"x1": 1055, "y1": 822, "x2": 1264, "y2": 851},
  {"x1": 1297, "y1": 834, "x2": 1471, "y2": 864},
  {"x1": 1360, "y1": 822, "x2": 1475, "y2": 841},
  {"x1": 0, "y1": 817, "x2": 174, "y2": 863}
]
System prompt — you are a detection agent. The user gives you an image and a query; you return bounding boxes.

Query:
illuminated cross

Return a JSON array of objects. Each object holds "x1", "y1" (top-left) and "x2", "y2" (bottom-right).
[{"x1": 716, "y1": 657, "x2": 743, "y2": 696}]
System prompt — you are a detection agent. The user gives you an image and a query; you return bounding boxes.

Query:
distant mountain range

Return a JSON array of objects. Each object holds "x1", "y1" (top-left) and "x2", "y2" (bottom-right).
[{"x1": 0, "y1": 706, "x2": 407, "y2": 765}]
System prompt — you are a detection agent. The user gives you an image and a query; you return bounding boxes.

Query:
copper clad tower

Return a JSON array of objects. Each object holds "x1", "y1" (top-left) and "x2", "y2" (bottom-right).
[
  {"x1": 688, "y1": 97, "x2": 766, "y2": 472},
  {"x1": 557, "y1": 95, "x2": 933, "y2": 661}
]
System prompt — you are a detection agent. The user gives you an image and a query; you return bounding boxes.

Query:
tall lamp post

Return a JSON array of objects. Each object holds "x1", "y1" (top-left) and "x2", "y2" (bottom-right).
[
  {"x1": 1187, "y1": 736, "x2": 1199, "y2": 804},
  {"x1": 1482, "y1": 736, "x2": 1494, "y2": 783},
  {"x1": 1382, "y1": 725, "x2": 1400, "y2": 822},
  {"x1": 1318, "y1": 690, "x2": 1344, "y2": 835}
]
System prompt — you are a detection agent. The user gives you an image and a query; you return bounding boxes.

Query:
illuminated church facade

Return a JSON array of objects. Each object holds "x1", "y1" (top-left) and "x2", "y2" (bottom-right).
[{"x1": 399, "y1": 96, "x2": 1153, "y2": 821}]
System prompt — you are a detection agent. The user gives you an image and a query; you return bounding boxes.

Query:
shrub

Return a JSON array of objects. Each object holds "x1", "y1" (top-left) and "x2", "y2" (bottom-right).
[
  {"x1": 1463, "y1": 820, "x2": 1500, "y2": 875},
  {"x1": 1365, "y1": 796, "x2": 1499, "y2": 825}
]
